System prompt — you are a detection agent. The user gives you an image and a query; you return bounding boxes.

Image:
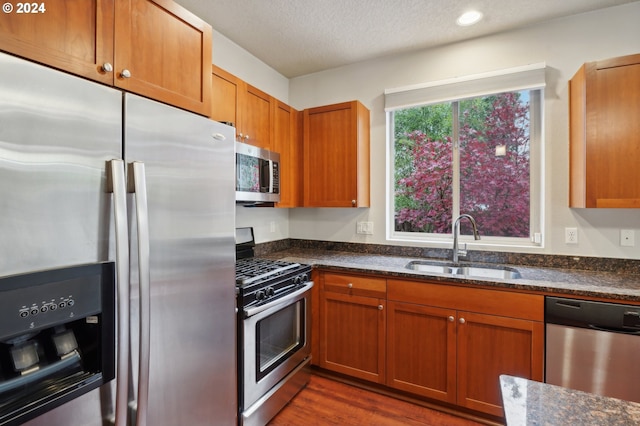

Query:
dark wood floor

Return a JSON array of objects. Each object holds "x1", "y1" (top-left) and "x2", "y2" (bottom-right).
[{"x1": 268, "y1": 374, "x2": 490, "y2": 426}]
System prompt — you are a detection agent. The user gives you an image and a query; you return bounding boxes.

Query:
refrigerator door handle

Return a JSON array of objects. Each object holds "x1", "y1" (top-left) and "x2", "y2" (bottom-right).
[
  {"x1": 128, "y1": 161, "x2": 151, "y2": 426},
  {"x1": 106, "y1": 159, "x2": 131, "y2": 426}
]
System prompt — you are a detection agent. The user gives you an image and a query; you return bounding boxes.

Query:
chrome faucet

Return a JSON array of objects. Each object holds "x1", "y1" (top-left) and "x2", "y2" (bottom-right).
[{"x1": 452, "y1": 214, "x2": 481, "y2": 263}]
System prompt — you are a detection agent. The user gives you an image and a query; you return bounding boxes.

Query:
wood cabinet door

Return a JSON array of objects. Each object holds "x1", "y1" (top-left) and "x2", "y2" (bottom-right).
[
  {"x1": 274, "y1": 101, "x2": 302, "y2": 207},
  {"x1": 386, "y1": 301, "x2": 457, "y2": 403},
  {"x1": 241, "y1": 84, "x2": 273, "y2": 149},
  {"x1": 0, "y1": 0, "x2": 115, "y2": 85},
  {"x1": 320, "y1": 291, "x2": 385, "y2": 383},
  {"x1": 304, "y1": 102, "x2": 359, "y2": 207},
  {"x1": 114, "y1": 0, "x2": 212, "y2": 116},
  {"x1": 570, "y1": 54, "x2": 640, "y2": 208},
  {"x1": 456, "y1": 311, "x2": 543, "y2": 417},
  {"x1": 211, "y1": 65, "x2": 242, "y2": 127},
  {"x1": 590, "y1": 58, "x2": 640, "y2": 207}
]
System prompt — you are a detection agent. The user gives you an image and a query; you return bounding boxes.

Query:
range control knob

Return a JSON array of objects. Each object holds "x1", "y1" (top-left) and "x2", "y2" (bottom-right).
[
  {"x1": 255, "y1": 290, "x2": 266, "y2": 301},
  {"x1": 265, "y1": 287, "x2": 275, "y2": 297}
]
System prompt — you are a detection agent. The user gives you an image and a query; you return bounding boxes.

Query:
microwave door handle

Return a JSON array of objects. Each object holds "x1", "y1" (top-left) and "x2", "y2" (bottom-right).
[
  {"x1": 128, "y1": 161, "x2": 151, "y2": 426},
  {"x1": 106, "y1": 159, "x2": 130, "y2": 426},
  {"x1": 268, "y1": 159, "x2": 274, "y2": 193}
]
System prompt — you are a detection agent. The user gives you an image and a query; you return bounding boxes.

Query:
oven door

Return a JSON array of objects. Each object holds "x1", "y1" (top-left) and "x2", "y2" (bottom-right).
[{"x1": 241, "y1": 282, "x2": 312, "y2": 410}]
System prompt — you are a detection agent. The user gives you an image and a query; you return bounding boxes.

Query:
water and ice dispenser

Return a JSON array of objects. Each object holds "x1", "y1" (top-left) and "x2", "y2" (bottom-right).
[{"x1": 0, "y1": 263, "x2": 115, "y2": 425}]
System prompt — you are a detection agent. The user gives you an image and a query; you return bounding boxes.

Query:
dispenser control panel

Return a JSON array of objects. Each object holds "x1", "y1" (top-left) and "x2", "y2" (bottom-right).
[{"x1": 0, "y1": 266, "x2": 102, "y2": 341}]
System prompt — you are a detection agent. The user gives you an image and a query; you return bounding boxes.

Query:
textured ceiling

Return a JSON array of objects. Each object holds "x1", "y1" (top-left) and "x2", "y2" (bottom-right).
[{"x1": 176, "y1": 0, "x2": 638, "y2": 78}]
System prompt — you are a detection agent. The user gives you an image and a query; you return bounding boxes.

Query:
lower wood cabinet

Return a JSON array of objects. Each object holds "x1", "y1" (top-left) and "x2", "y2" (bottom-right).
[
  {"x1": 456, "y1": 310, "x2": 543, "y2": 416},
  {"x1": 317, "y1": 271, "x2": 544, "y2": 418},
  {"x1": 386, "y1": 301, "x2": 457, "y2": 403},
  {"x1": 318, "y1": 273, "x2": 386, "y2": 383}
]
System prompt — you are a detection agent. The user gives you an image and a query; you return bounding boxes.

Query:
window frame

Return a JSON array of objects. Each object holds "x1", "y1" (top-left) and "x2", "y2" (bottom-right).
[{"x1": 385, "y1": 66, "x2": 545, "y2": 249}]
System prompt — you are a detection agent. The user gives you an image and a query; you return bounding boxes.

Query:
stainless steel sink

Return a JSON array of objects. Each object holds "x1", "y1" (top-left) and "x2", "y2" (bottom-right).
[
  {"x1": 406, "y1": 260, "x2": 521, "y2": 280},
  {"x1": 406, "y1": 262, "x2": 454, "y2": 274}
]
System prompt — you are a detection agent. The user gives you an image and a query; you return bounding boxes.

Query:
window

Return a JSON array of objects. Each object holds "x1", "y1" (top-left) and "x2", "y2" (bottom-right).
[{"x1": 385, "y1": 65, "x2": 545, "y2": 246}]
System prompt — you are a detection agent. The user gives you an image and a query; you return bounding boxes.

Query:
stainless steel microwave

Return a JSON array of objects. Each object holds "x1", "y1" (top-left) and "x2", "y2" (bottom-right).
[{"x1": 236, "y1": 141, "x2": 280, "y2": 203}]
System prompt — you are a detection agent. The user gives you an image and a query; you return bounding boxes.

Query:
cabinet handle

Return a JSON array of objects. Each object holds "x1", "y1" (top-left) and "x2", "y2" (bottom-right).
[
  {"x1": 101, "y1": 63, "x2": 113, "y2": 73},
  {"x1": 459, "y1": 318, "x2": 466, "y2": 324},
  {"x1": 120, "y1": 69, "x2": 131, "y2": 79},
  {"x1": 378, "y1": 305, "x2": 383, "y2": 310},
  {"x1": 448, "y1": 316, "x2": 455, "y2": 322},
  {"x1": 347, "y1": 283, "x2": 353, "y2": 289}
]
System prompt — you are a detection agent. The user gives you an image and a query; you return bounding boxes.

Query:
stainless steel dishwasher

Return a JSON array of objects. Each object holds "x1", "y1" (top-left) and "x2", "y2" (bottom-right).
[{"x1": 545, "y1": 296, "x2": 640, "y2": 402}]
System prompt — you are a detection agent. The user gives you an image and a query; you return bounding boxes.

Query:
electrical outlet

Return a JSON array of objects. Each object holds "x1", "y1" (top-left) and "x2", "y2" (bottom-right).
[
  {"x1": 621, "y1": 229, "x2": 635, "y2": 247},
  {"x1": 356, "y1": 221, "x2": 374, "y2": 235},
  {"x1": 565, "y1": 227, "x2": 578, "y2": 244}
]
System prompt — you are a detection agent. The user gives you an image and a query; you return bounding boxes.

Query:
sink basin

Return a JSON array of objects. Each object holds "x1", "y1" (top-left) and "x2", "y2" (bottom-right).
[
  {"x1": 455, "y1": 266, "x2": 521, "y2": 280},
  {"x1": 406, "y1": 262, "x2": 453, "y2": 274},
  {"x1": 406, "y1": 261, "x2": 521, "y2": 280}
]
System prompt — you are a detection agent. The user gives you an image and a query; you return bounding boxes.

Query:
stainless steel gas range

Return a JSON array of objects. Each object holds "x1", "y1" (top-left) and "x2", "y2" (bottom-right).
[{"x1": 235, "y1": 228, "x2": 313, "y2": 426}]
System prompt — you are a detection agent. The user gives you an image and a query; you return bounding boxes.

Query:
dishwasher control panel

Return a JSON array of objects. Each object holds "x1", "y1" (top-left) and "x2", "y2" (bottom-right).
[{"x1": 545, "y1": 296, "x2": 640, "y2": 332}]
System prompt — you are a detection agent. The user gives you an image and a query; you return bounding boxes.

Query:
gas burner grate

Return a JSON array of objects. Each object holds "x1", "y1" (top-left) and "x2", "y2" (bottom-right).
[{"x1": 235, "y1": 258, "x2": 302, "y2": 285}]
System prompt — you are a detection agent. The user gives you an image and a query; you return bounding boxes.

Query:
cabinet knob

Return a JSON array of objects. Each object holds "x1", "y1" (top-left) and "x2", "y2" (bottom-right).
[
  {"x1": 347, "y1": 283, "x2": 353, "y2": 289},
  {"x1": 448, "y1": 316, "x2": 455, "y2": 322},
  {"x1": 459, "y1": 318, "x2": 466, "y2": 324},
  {"x1": 378, "y1": 305, "x2": 383, "y2": 310},
  {"x1": 120, "y1": 69, "x2": 131, "y2": 79},
  {"x1": 101, "y1": 63, "x2": 113, "y2": 73},
  {"x1": 351, "y1": 200, "x2": 356, "y2": 206}
]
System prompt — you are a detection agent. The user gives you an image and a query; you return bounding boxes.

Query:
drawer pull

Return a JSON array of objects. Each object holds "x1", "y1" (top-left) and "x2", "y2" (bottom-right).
[{"x1": 347, "y1": 283, "x2": 353, "y2": 289}]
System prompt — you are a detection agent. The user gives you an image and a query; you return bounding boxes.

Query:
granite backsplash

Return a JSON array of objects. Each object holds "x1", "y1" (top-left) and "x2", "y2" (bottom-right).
[{"x1": 254, "y1": 239, "x2": 640, "y2": 275}]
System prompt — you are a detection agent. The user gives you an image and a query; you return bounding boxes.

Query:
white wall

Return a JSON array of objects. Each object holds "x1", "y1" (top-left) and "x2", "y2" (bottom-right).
[
  {"x1": 212, "y1": 30, "x2": 290, "y2": 103},
  {"x1": 288, "y1": 3, "x2": 640, "y2": 259}
]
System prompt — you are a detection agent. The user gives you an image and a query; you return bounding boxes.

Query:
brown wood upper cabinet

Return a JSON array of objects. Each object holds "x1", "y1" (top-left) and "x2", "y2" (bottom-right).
[
  {"x1": 273, "y1": 101, "x2": 303, "y2": 207},
  {"x1": 303, "y1": 101, "x2": 370, "y2": 207},
  {"x1": 569, "y1": 53, "x2": 640, "y2": 208},
  {"x1": 211, "y1": 65, "x2": 273, "y2": 150},
  {"x1": 211, "y1": 65, "x2": 302, "y2": 206},
  {"x1": 0, "y1": 0, "x2": 212, "y2": 116}
]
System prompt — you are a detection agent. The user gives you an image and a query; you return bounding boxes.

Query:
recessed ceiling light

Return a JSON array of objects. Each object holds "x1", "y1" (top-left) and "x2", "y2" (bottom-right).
[{"x1": 457, "y1": 10, "x2": 483, "y2": 26}]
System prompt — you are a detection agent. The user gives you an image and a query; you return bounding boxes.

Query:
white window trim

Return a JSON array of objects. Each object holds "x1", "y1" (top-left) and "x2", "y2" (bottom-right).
[
  {"x1": 385, "y1": 64, "x2": 546, "y2": 249},
  {"x1": 384, "y1": 63, "x2": 546, "y2": 111}
]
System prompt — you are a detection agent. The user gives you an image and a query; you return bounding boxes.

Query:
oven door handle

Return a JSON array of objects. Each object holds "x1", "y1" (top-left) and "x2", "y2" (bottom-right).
[{"x1": 244, "y1": 282, "x2": 314, "y2": 318}]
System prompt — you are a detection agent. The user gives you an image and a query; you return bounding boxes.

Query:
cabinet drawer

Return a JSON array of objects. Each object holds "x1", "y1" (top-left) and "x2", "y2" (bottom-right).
[
  {"x1": 323, "y1": 273, "x2": 386, "y2": 298},
  {"x1": 388, "y1": 279, "x2": 543, "y2": 321}
]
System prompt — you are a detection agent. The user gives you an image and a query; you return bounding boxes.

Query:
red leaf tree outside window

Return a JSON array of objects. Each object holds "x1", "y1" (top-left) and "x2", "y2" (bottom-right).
[{"x1": 395, "y1": 92, "x2": 530, "y2": 237}]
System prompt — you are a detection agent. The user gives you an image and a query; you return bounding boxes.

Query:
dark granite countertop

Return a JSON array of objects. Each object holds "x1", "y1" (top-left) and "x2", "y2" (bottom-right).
[
  {"x1": 500, "y1": 375, "x2": 640, "y2": 425},
  {"x1": 260, "y1": 248, "x2": 640, "y2": 302}
]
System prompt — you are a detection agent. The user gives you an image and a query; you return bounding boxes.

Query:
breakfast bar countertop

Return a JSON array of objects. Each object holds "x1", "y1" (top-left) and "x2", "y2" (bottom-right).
[
  {"x1": 499, "y1": 375, "x2": 640, "y2": 425},
  {"x1": 260, "y1": 248, "x2": 640, "y2": 302}
]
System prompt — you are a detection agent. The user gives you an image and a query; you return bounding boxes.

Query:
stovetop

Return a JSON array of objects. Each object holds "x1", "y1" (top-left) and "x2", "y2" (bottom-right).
[
  {"x1": 235, "y1": 257, "x2": 311, "y2": 308},
  {"x1": 236, "y1": 258, "x2": 305, "y2": 286}
]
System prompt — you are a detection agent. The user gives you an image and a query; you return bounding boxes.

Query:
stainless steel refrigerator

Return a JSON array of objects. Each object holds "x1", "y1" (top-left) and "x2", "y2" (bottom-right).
[{"x1": 0, "y1": 52, "x2": 237, "y2": 425}]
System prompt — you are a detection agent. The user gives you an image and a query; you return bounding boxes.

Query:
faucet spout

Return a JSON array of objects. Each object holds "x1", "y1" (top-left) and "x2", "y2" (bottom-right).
[{"x1": 452, "y1": 214, "x2": 480, "y2": 263}]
